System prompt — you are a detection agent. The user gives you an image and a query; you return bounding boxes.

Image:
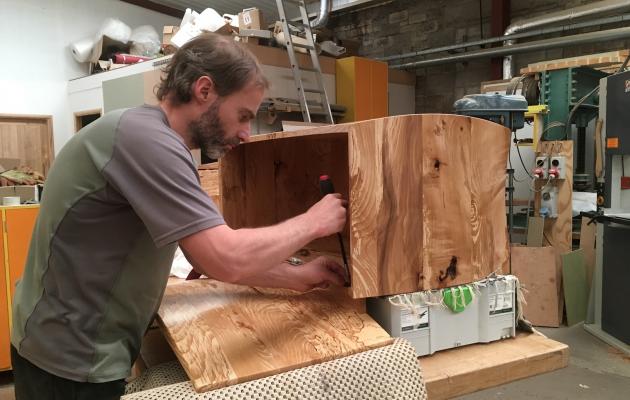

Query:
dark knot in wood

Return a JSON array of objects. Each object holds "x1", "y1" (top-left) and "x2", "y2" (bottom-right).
[{"x1": 438, "y1": 256, "x2": 458, "y2": 282}]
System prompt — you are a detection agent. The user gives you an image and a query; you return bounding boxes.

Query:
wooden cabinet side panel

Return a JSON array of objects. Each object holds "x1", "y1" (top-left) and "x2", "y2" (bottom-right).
[
  {"x1": 349, "y1": 122, "x2": 382, "y2": 298},
  {"x1": 219, "y1": 148, "x2": 248, "y2": 228},
  {"x1": 421, "y1": 116, "x2": 509, "y2": 289},
  {"x1": 0, "y1": 212, "x2": 10, "y2": 370},
  {"x1": 376, "y1": 116, "x2": 423, "y2": 296}
]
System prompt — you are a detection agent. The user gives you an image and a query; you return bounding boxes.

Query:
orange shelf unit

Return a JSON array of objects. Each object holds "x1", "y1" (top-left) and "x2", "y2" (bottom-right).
[
  {"x1": 0, "y1": 205, "x2": 39, "y2": 370},
  {"x1": 336, "y1": 56, "x2": 388, "y2": 123}
]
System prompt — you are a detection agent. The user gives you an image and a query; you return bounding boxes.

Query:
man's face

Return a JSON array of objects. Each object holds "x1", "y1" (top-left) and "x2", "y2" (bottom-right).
[{"x1": 189, "y1": 80, "x2": 264, "y2": 159}]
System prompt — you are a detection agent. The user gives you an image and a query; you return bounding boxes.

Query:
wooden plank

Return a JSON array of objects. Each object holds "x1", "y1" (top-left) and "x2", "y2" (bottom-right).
[
  {"x1": 421, "y1": 332, "x2": 569, "y2": 400},
  {"x1": 157, "y1": 279, "x2": 392, "y2": 392},
  {"x1": 562, "y1": 249, "x2": 589, "y2": 326},
  {"x1": 220, "y1": 115, "x2": 510, "y2": 297},
  {"x1": 511, "y1": 245, "x2": 562, "y2": 327},
  {"x1": 519, "y1": 50, "x2": 630, "y2": 74},
  {"x1": 526, "y1": 216, "x2": 545, "y2": 247},
  {"x1": 421, "y1": 115, "x2": 510, "y2": 289}
]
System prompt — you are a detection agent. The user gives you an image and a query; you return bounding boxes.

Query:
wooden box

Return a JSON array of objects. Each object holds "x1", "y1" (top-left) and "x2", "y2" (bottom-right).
[{"x1": 220, "y1": 114, "x2": 510, "y2": 298}]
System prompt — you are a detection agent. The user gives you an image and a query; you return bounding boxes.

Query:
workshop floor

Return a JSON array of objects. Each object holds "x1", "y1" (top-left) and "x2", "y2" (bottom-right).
[
  {"x1": 0, "y1": 323, "x2": 628, "y2": 400},
  {"x1": 456, "y1": 323, "x2": 630, "y2": 400}
]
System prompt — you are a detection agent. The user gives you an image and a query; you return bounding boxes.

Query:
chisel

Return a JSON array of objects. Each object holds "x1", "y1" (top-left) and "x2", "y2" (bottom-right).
[{"x1": 319, "y1": 175, "x2": 351, "y2": 287}]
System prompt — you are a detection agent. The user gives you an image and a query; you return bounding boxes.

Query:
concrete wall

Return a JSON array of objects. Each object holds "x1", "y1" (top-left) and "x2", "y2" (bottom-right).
[
  {"x1": 0, "y1": 0, "x2": 179, "y2": 155},
  {"x1": 330, "y1": 0, "x2": 630, "y2": 113}
]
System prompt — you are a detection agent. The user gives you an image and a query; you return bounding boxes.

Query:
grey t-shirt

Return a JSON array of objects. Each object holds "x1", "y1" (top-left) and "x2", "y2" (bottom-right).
[{"x1": 11, "y1": 105, "x2": 224, "y2": 382}]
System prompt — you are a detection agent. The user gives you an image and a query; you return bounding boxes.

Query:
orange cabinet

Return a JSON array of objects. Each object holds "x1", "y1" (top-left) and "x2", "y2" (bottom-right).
[
  {"x1": 336, "y1": 56, "x2": 388, "y2": 123},
  {"x1": 0, "y1": 205, "x2": 39, "y2": 370}
]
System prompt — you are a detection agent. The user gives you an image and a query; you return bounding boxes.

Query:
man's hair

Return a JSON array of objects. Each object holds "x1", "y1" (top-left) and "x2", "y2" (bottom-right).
[{"x1": 156, "y1": 33, "x2": 269, "y2": 105}]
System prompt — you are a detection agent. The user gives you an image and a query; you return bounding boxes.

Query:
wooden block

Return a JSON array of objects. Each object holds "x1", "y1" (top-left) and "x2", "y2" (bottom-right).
[
  {"x1": 421, "y1": 332, "x2": 569, "y2": 400},
  {"x1": 562, "y1": 249, "x2": 589, "y2": 326},
  {"x1": 220, "y1": 115, "x2": 510, "y2": 298},
  {"x1": 157, "y1": 279, "x2": 392, "y2": 393},
  {"x1": 526, "y1": 216, "x2": 544, "y2": 247},
  {"x1": 511, "y1": 245, "x2": 562, "y2": 327}
]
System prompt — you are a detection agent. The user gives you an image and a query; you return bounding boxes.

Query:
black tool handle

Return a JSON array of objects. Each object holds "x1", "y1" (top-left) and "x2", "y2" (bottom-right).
[{"x1": 319, "y1": 175, "x2": 351, "y2": 287}]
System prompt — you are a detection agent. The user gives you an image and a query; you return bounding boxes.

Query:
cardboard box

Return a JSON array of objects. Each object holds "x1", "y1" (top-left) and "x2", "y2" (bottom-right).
[
  {"x1": 162, "y1": 26, "x2": 179, "y2": 55},
  {"x1": 238, "y1": 8, "x2": 264, "y2": 44}
]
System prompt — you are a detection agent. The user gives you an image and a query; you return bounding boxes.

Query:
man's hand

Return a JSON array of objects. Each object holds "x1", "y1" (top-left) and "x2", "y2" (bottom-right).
[
  {"x1": 285, "y1": 256, "x2": 347, "y2": 292},
  {"x1": 304, "y1": 194, "x2": 348, "y2": 238}
]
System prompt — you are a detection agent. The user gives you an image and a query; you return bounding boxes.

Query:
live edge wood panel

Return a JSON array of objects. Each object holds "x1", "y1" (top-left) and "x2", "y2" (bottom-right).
[{"x1": 220, "y1": 114, "x2": 510, "y2": 298}]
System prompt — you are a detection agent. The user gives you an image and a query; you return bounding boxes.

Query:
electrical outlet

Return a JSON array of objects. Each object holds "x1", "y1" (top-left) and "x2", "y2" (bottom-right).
[
  {"x1": 550, "y1": 156, "x2": 566, "y2": 179},
  {"x1": 534, "y1": 156, "x2": 549, "y2": 179}
]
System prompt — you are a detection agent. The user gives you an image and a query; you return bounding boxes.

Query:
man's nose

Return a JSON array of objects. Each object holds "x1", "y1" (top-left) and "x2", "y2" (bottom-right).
[{"x1": 238, "y1": 126, "x2": 251, "y2": 143}]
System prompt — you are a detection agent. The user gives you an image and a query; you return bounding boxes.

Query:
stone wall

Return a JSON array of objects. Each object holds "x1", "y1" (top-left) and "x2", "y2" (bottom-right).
[{"x1": 329, "y1": 0, "x2": 630, "y2": 112}]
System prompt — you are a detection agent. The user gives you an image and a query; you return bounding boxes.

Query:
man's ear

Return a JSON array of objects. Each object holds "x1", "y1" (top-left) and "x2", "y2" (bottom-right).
[{"x1": 193, "y1": 76, "x2": 217, "y2": 103}]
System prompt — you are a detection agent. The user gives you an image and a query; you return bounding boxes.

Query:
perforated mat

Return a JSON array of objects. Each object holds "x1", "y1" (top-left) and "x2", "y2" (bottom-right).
[{"x1": 123, "y1": 338, "x2": 427, "y2": 400}]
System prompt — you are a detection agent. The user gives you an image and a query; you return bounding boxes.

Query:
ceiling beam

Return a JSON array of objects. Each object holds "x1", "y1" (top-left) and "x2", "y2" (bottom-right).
[{"x1": 120, "y1": 0, "x2": 185, "y2": 19}]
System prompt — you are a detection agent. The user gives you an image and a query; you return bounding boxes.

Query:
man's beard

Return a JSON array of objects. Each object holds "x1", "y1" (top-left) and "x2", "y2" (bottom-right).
[{"x1": 189, "y1": 101, "x2": 240, "y2": 159}]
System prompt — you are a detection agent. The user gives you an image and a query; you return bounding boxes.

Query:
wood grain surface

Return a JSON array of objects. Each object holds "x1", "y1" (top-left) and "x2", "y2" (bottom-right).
[
  {"x1": 421, "y1": 115, "x2": 510, "y2": 289},
  {"x1": 221, "y1": 114, "x2": 510, "y2": 297},
  {"x1": 158, "y1": 279, "x2": 392, "y2": 392}
]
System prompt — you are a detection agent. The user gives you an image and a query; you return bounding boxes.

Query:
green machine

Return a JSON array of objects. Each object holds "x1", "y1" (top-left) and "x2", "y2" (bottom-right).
[{"x1": 540, "y1": 67, "x2": 608, "y2": 189}]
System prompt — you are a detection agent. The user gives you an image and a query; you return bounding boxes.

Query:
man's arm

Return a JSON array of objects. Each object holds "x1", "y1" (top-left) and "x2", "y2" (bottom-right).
[
  {"x1": 178, "y1": 193, "x2": 347, "y2": 284},
  {"x1": 232, "y1": 257, "x2": 346, "y2": 292}
]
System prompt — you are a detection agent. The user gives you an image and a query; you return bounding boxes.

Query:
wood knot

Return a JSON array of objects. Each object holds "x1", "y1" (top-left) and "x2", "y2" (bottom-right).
[
  {"x1": 438, "y1": 256, "x2": 458, "y2": 282},
  {"x1": 434, "y1": 159, "x2": 441, "y2": 170}
]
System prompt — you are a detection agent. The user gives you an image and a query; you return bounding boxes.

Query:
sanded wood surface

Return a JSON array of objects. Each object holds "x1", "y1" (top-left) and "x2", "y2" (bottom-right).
[
  {"x1": 157, "y1": 279, "x2": 392, "y2": 392},
  {"x1": 221, "y1": 114, "x2": 510, "y2": 297},
  {"x1": 421, "y1": 332, "x2": 569, "y2": 400},
  {"x1": 420, "y1": 115, "x2": 510, "y2": 289}
]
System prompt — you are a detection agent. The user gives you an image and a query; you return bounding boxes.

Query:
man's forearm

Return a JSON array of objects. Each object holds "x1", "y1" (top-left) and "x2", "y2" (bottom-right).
[{"x1": 181, "y1": 212, "x2": 320, "y2": 283}]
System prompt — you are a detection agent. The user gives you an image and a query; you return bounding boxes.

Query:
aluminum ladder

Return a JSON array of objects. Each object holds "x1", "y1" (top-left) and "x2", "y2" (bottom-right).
[{"x1": 275, "y1": 0, "x2": 334, "y2": 124}]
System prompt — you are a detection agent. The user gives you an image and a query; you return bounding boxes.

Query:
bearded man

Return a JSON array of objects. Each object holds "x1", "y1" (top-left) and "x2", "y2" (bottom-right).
[{"x1": 11, "y1": 33, "x2": 347, "y2": 400}]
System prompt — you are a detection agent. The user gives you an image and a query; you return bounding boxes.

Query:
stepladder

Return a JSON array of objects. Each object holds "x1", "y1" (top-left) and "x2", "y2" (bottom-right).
[{"x1": 275, "y1": 0, "x2": 334, "y2": 124}]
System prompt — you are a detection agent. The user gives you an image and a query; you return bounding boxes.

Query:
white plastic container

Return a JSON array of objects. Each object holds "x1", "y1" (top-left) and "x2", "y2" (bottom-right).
[{"x1": 367, "y1": 275, "x2": 517, "y2": 356}]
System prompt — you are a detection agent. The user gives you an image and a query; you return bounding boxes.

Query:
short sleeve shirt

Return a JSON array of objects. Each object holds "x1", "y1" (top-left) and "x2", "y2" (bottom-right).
[{"x1": 11, "y1": 105, "x2": 224, "y2": 382}]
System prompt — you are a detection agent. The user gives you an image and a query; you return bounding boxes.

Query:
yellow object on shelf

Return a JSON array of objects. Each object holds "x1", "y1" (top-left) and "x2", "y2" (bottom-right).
[
  {"x1": 336, "y1": 57, "x2": 388, "y2": 123},
  {"x1": 521, "y1": 105, "x2": 549, "y2": 149}
]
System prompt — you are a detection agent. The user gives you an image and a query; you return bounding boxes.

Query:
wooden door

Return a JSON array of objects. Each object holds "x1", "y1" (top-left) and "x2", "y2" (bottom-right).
[
  {"x1": 0, "y1": 217, "x2": 10, "y2": 370},
  {"x1": 0, "y1": 115, "x2": 54, "y2": 176}
]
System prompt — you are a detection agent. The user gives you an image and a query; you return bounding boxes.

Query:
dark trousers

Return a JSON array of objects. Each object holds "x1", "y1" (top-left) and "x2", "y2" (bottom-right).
[{"x1": 11, "y1": 346, "x2": 126, "y2": 400}]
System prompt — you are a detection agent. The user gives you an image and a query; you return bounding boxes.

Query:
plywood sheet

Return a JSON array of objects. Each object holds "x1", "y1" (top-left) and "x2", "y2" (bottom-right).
[
  {"x1": 535, "y1": 141, "x2": 573, "y2": 255},
  {"x1": 421, "y1": 332, "x2": 569, "y2": 400},
  {"x1": 511, "y1": 245, "x2": 562, "y2": 327},
  {"x1": 157, "y1": 279, "x2": 392, "y2": 392},
  {"x1": 562, "y1": 249, "x2": 589, "y2": 327}
]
